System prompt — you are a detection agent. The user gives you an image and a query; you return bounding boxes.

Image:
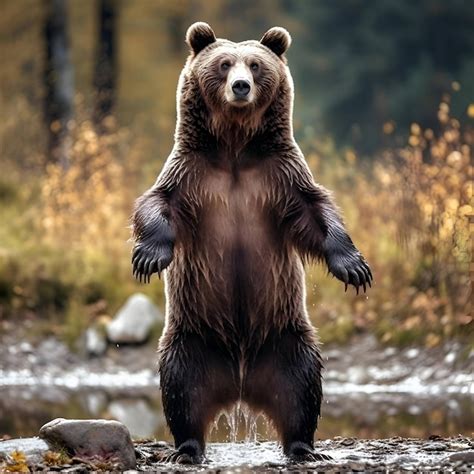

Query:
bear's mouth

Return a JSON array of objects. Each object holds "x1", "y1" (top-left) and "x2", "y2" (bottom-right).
[
  {"x1": 225, "y1": 84, "x2": 254, "y2": 108},
  {"x1": 228, "y1": 96, "x2": 251, "y2": 107}
]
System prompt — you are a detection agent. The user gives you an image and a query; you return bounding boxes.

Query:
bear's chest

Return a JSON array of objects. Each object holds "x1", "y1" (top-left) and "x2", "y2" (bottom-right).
[
  {"x1": 201, "y1": 166, "x2": 268, "y2": 207},
  {"x1": 190, "y1": 165, "x2": 274, "y2": 245}
]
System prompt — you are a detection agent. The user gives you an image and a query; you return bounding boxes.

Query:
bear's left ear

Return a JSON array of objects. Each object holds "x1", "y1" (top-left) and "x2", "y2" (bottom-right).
[
  {"x1": 260, "y1": 27, "x2": 291, "y2": 57},
  {"x1": 186, "y1": 22, "x2": 216, "y2": 55}
]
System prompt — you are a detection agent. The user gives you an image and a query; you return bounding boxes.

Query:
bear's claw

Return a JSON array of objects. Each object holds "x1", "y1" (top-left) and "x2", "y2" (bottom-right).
[
  {"x1": 132, "y1": 213, "x2": 175, "y2": 283},
  {"x1": 327, "y1": 250, "x2": 373, "y2": 294},
  {"x1": 132, "y1": 242, "x2": 173, "y2": 283}
]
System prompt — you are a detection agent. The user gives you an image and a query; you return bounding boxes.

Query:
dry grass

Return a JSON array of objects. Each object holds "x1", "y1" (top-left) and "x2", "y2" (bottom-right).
[{"x1": 307, "y1": 98, "x2": 471, "y2": 346}]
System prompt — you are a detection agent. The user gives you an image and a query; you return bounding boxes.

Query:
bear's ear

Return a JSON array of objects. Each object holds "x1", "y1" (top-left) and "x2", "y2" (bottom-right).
[
  {"x1": 186, "y1": 22, "x2": 216, "y2": 55},
  {"x1": 260, "y1": 27, "x2": 291, "y2": 56}
]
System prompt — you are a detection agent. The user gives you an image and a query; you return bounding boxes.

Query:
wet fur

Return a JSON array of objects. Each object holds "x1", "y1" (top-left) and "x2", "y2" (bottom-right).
[{"x1": 132, "y1": 23, "x2": 371, "y2": 464}]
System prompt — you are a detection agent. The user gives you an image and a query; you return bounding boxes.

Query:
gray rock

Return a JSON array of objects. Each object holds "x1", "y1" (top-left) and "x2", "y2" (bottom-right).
[
  {"x1": 448, "y1": 451, "x2": 474, "y2": 463},
  {"x1": 0, "y1": 437, "x2": 49, "y2": 465},
  {"x1": 39, "y1": 418, "x2": 136, "y2": 470},
  {"x1": 396, "y1": 455, "x2": 419, "y2": 464},
  {"x1": 424, "y1": 441, "x2": 447, "y2": 451},
  {"x1": 85, "y1": 327, "x2": 107, "y2": 356},
  {"x1": 106, "y1": 293, "x2": 163, "y2": 344}
]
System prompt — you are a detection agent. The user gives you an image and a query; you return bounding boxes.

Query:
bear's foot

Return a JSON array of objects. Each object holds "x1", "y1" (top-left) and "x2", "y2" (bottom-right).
[
  {"x1": 162, "y1": 439, "x2": 205, "y2": 465},
  {"x1": 286, "y1": 441, "x2": 332, "y2": 463}
]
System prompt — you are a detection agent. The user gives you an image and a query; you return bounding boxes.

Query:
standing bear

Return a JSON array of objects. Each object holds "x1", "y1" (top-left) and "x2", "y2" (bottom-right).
[{"x1": 132, "y1": 23, "x2": 372, "y2": 463}]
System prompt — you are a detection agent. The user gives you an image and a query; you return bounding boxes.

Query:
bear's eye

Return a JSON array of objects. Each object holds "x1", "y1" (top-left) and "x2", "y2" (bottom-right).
[
  {"x1": 221, "y1": 62, "x2": 231, "y2": 71},
  {"x1": 250, "y1": 62, "x2": 259, "y2": 71}
]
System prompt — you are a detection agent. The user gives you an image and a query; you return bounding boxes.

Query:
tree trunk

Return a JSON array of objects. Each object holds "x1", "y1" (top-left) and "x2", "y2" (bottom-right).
[
  {"x1": 93, "y1": 0, "x2": 117, "y2": 130},
  {"x1": 43, "y1": 0, "x2": 74, "y2": 169}
]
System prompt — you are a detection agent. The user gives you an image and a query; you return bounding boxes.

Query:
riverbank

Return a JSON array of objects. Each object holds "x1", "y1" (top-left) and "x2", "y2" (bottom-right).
[
  {"x1": 1, "y1": 435, "x2": 473, "y2": 472},
  {"x1": 1, "y1": 324, "x2": 473, "y2": 441}
]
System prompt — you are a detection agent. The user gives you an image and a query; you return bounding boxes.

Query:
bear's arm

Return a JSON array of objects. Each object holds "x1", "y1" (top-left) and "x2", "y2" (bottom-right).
[
  {"x1": 131, "y1": 154, "x2": 184, "y2": 282},
  {"x1": 275, "y1": 152, "x2": 372, "y2": 293}
]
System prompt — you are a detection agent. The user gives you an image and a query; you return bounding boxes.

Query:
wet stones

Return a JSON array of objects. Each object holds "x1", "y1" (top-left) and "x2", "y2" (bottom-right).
[
  {"x1": 424, "y1": 441, "x2": 448, "y2": 451},
  {"x1": 39, "y1": 418, "x2": 136, "y2": 470}
]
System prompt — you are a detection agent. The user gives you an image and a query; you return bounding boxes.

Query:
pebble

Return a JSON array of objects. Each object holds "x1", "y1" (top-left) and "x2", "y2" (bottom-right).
[{"x1": 424, "y1": 442, "x2": 448, "y2": 451}]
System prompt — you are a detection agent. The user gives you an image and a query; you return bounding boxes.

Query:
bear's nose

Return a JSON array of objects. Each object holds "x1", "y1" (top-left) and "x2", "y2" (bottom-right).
[{"x1": 232, "y1": 79, "x2": 251, "y2": 98}]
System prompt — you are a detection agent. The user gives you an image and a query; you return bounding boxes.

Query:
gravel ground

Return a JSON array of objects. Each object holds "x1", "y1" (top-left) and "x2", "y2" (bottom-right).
[
  {"x1": 133, "y1": 437, "x2": 474, "y2": 472},
  {"x1": 1, "y1": 436, "x2": 473, "y2": 472}
]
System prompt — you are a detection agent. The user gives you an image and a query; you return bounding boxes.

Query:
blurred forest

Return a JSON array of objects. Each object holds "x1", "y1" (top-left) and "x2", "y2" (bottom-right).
[{"x1": 0, "y1": 0, "x2": 472, "y2": 348}]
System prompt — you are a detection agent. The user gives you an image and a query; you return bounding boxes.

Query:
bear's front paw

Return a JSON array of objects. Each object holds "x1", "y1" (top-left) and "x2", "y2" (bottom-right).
[
  {"x1": 132, "y1": 215, "x2": 175, "y2": 283},
  {"x1": 326, "y1": 249, "x2": 372, "y2": 294},
  {"x1": 132, "y1": 241, "x2": 173, "y2": 283}
]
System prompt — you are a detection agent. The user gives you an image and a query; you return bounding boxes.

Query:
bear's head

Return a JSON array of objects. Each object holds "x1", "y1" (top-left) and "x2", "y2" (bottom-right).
[{"x1": 177, "y1": 22, "x2": 293, "y2": 147}]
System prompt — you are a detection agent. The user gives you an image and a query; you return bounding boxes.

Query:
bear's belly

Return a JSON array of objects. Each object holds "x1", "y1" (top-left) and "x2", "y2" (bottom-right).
[
  {"x1": 192, "y1": 208, "x2": 301, "y2": 331},
  {"x1": 197, "y1": 166, "x2": 281, "y2": 292}
]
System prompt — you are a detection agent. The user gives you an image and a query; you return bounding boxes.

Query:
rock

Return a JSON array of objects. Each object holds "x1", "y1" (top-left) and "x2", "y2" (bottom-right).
[
  {"x1": 39, "y1": 418, "x2": 136, "y2": 470},
  {"x1": 85, "y1": 327, "x2": 107, "y2": 356},
  {"x1": 406, "y1": 348, "x2": 420, "y2": 359},
  {"x1": 424, "y1": 441, "x2": 447, "y2": 451},
  {"x1": 106, "y1": 293, "x2": 163, "y2": 344},
  {"x1": 448, "y1": 451, "x2": 474, "y2": 463},
  {"x1": 396, "y1": 455, "x2": 419, "y2": 464},
  {"x1": 0, "y1": 437, "x2": 49, "y2": 465},
  {"x1": 348, "y1": 461, "x2": 366, "y2": 471}
]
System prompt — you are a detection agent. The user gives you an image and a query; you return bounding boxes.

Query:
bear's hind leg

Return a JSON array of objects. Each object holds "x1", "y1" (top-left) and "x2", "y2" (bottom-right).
[
  {"x1": 243, "y1": 328, "x2": 331, "y2": 462},
  {"x1": 159, "y1": 332, "x2": 239, "y2": 464}
]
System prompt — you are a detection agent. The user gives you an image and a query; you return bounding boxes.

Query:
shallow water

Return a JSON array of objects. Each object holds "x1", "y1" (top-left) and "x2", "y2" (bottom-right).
[
  {"x1": 1, "y1": 378, "x2": 472, "y2": 441},
  {"x1": 1, "y1": 335, "x2": 472, "y2": 441}
]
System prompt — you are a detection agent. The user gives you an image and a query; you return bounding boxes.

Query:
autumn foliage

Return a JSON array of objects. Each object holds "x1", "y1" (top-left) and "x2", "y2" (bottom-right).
[{"x1": 307, "y1": 98, "x2": 471, "y2": 346}]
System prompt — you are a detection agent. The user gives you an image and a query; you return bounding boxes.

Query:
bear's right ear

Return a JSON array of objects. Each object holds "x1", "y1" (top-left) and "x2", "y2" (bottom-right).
[{"x1": 186, "y1": 22, "x2": 216, "y2": 55}]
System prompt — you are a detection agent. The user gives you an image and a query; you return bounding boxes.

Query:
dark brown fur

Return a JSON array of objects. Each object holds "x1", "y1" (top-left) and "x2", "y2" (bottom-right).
[{"x1": 132, "y1": 22, "x2": 371, "y2": 464}]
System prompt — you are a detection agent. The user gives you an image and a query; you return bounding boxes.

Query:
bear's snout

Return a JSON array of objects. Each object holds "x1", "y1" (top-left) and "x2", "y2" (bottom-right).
[
  {"x1": 225, "y1": 60, "x2": 254, "y2": 105},
  {"x1": 232, "y1": 79, "x2": 251, "y2": 98}
]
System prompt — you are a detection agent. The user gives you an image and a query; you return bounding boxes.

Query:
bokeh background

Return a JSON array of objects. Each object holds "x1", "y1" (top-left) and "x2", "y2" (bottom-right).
[{"x1": 0, "y1": 0, "x2": 472, "y2": 441}]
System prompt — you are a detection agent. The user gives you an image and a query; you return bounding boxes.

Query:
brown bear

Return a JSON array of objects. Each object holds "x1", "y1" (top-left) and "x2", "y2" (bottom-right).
[{"x1": 132, "y1": 22, "x2": 372, "y2": 464}]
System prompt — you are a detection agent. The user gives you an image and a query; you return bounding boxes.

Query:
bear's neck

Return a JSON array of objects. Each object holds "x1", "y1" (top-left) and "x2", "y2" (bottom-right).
[{"x1": 175, "y1": 90, "x2": 293, "y2": 155}]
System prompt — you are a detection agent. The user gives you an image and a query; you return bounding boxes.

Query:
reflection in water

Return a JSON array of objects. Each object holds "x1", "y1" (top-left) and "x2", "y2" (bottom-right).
[
  {"x1": 0, "y1": 385, "x2": 472, "y2": 441},
  {"x1": 108, "y1": 398, "x2": 164, "y2": 438}
]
